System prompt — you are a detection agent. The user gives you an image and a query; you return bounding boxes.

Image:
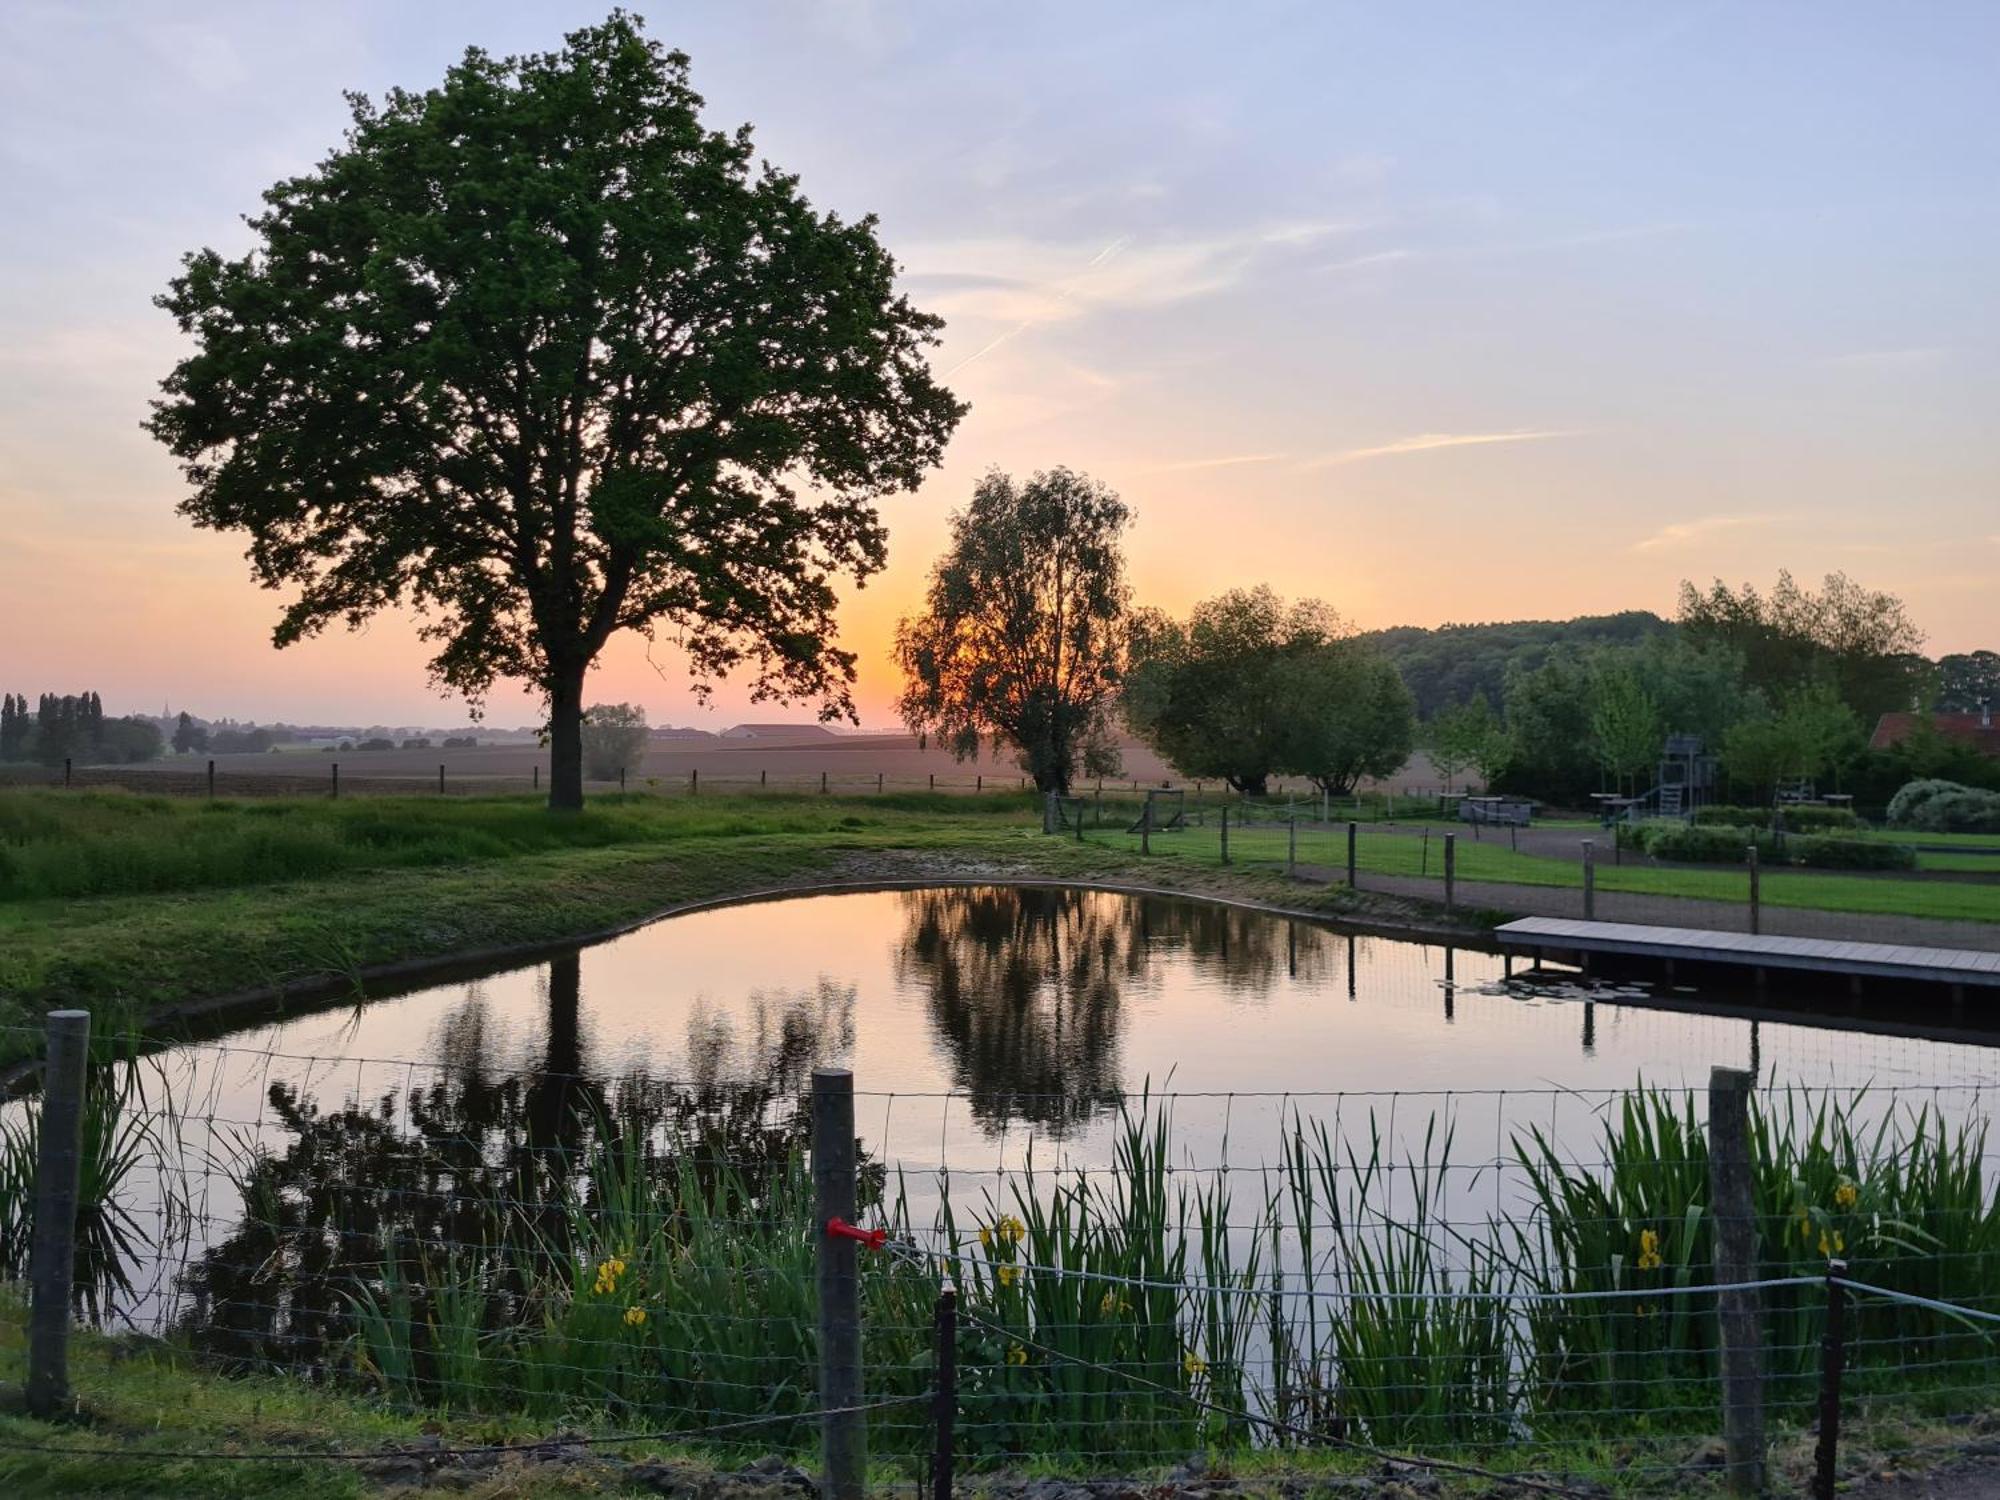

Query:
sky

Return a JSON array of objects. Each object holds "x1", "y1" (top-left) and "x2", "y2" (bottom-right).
[{"x1": 2, "y1": 2, "x2": 1996, "y2": 729}]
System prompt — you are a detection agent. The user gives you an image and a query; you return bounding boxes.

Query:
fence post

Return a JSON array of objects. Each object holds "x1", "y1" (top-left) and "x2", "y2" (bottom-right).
[
  {"x1": 63, "y1": 756, "x2": 71, "y2": 788},
  {"x1": 1287, "y1": 816, "x2": 1297, "y2": 879},
  {"x1": 332, "y1": 762, "x2": 340, "y2": 798},
  {"x1": 1443, "y1": 831, "x2": 1456, "y2": 912},
  {"x1": 1813, "y1": 1260, "x2": 1848, "y2": 1500},
  {"x1": 1346, "y1": 820, "x2": 1358, "y2": 888},
  {"x1": 619, "y1": 766, "x2": 626, "y2": 793},
  {"x1": 931, "y1": 1283, "x2": 958, "y2": 1500},
  {"x1": 533, "y1": 763, "x2": 539, "y2": 791},
  {"x1": 1582, "y1": 840, "x2": 1597, "y2": 921},
  {"x1": 975, "y1": 774, "x2": 981, "y2": 793},
  {"x1": 878, "y1": 772, "x2": 884, "y2": 794},
  {"x1": 1747, "y1": 844, "x2": 1761, "y2": 936},
  {"x1": 28, "y1": 1009, "x2": 92, "y2": 1419},
  {"x1": 1709, "y1": 1065, "x2": 1766, "y2": 1497},
  {"x1": 439, "y1": 763, "x2": 446, "y2": 795},
  {"x1": 1141, "y1": 798, "x2": 1151, "y2": 856},
  {"x1": 1220, "y1": 805, "x2": 1230, "y2": 865},
  {"x1": 928, "y1": 773, "x2": 934, "y2": 791},
  {"x1": 207, "y1": 758, "x2": 216, "y2": 798},
  {"x1": 822, "y1": 770, "x2": 829, "y2": 795},
  {"x1": 813, "y1": 1069, "x2": 865, "y2": 1500}
]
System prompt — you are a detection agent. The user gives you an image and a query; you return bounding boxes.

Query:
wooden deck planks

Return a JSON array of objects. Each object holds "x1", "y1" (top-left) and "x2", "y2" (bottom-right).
[{"x1": 1495, "y1": 917, "x2": 2000, "y2": 987}]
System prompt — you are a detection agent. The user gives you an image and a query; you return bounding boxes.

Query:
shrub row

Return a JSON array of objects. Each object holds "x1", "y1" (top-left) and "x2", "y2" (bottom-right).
[
  {"x1": 1691, "y1": 803, "x2": 1860, "y2": 833},
  {"x1": 1627, "y1": 820, "x2": 1914, "y2": 871}
]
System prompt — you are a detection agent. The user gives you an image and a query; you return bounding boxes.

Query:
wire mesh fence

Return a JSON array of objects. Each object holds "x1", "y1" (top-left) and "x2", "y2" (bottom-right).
[
  {"x1": 5, "y1": 1010, "x2": 2000, "y2": 1493},
  {"x1": 1051, "y1": 792, "x2": 2000, "y2": 952}
]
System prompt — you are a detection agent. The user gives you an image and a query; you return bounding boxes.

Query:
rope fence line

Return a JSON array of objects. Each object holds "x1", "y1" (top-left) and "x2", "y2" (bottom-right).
[{"x1": 7, "y1": 1017, "x2": 2000, "y2": 1497}]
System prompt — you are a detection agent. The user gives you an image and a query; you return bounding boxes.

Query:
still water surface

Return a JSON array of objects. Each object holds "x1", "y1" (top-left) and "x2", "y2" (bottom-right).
[{"x1": 61, "y1": 885, "x2": 2000, "y2": 1331}]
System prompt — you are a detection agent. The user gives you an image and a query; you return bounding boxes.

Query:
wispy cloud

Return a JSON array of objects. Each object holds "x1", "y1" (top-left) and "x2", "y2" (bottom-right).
[
  {"x1": 1313, "y1": 224, "x2": 1686, "y2": 278},
  {"x1": 1630, "y1": 513, "x2": 1789, "y2": 553},
  {"x1": 1301, "y1": 429, "x2": 1582, "y2": 469},
  {"x1": 915, "y1": 221, "x2": 1360, "y2": 375},
  {"x1": 1143, "y1": 453, "x2": 1289, "y2": 475}
]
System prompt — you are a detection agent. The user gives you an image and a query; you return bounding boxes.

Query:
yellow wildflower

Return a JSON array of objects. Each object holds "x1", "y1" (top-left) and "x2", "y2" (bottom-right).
[
  {"x1": 1636, "y1": 1302, "x2": 1658, "y2": 1320},
  {"x1": 1183, "y1": 1352, "x2": 1207, "y2": 1377},
  {"x1": 996, "y1": 1215, "x2": 1026, "y2": 1246},
  {"x1": 1100, "y1": 1290, "x2": 1131, "y2": 1317},
  {"x1": 977, "y1": 1225, "x2": 992, "y2": 1249},
  {"x1": 1006, "y1": 1344, "x2": 1027, "y2": 1366},
  {"x1": 624, "y1": 1305, "x2": 647, "y2": 1327},
  {"x1": 1834, "y1": 1180, "x2": 1859, "y2": 1211},
  {"x1": 1818, "y1": 1229, "x2": 1845, "y2": 1257},
  {"x1": 996, "y1": 1264, "x2": 1021, "y2": 1288},
  {"x1": 1636, "y1": 1229, "x2": 1663, "y2": 1272}
]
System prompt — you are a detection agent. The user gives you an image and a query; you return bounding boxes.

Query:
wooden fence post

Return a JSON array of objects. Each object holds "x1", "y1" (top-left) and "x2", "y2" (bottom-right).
[
  {"x1": 207, "y1": 758, "x2": 216, "y2": 798},
  {"x1": 1747, "y1": 843, "x2": 1761, "y2": 935},
  {"x1": 931, "y1": 1283, "x2": 958, "y2": 1500},
  {"x1": 1582, "y1": 840, "x2": 1597, "y2": 921},
  {"x1": 878, "y1": 771, "x2": 884, "y2": 794},
  {"x1": 532, "y1": 763, "x2": 538, "y2": 791},
  {"x1": 1346, "y1": 821, "x2": 1358, "y2": 888},
  {"x1": 1287, "y1": 816, "x2": 1297, "y2": 879},
  {"x1": 1443, "y1": 831, "x2": 1456, "y2": 912},
  {"x1": 822, "y1": 770, "x2": 829, "y2": 794},
  {"x1": 63, "y1": 757, "x2": 71, "y2": 788},
  {"x1": 619, "y1": 766, "x2": 626, "y2": 793},
  {"x1": 691, "y1": 768, "x2": 699, "y2": 796},
  {"x1": 1220, "y1": 805, "x2": 1230, "y2": 865},
  {"x1": 1710, "y1": 1066, "x2": 1766, "y2": 1497},
  {"x1": 332, "y1": 761, "x2": 340, "y2": 799},
  {"x1": 813, "y1": 1069, "x2": 865, "y2": 1500},
  {"x1": 438, "y1": 763, "x2": 446, "y2": 795},
  {"x1": 28, "y1": 1009, "x2": 91, "y2": 1418}
]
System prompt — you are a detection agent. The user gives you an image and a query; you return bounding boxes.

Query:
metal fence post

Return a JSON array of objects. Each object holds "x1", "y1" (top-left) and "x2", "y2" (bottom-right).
[
  {"x1": 1814, "y1": 1260, "x2": 1848, "y2": 1500},
  {"x1": 1443, "y1": 831, "x2": 1456, "y2": 912},
  {"x1": 931, "y1": 1283, "x2": 958, "y2": 1500},
  {"x1": 28, "y1": 1008, "x2": 92, "y2": 1419},
  {"x1": 813, "y1": 1069, "x2": 864, "y2": 1500},
  {"x1": 1220, "y1": 805, "x2": 1230, "y2": 865},
  {"x1": 1582, "y1": 840, "x2": 1597, "y2": 920},
  {"x1": 1710, "y1": 1065, "x2": 1766, "y2": 1497},
  {"x1": 1747, "y1": 843, "x2": 1761, "y2": 935},
  {"x1": 1346, "y1": 821, "x2": 1358, "y2": 888}
]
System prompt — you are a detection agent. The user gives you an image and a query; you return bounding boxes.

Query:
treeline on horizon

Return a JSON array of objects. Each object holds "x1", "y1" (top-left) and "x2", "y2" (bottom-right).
[{"x1": 0, "y1": 691, "x2": 163, "y2": 766}]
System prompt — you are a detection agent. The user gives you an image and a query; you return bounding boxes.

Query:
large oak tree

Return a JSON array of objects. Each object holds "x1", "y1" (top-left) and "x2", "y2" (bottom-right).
[{"x1": 148, "y1": 15, "x2": 964, "y2": 808}]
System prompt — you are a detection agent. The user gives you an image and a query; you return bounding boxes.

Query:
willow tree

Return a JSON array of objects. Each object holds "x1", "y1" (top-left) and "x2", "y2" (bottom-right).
[
  {"x1": 895, "y1": 468, "x2": 1131, "y2": 793},
  {"x1": 147, "y1": 15, "x2": 964, "y2": 809}
]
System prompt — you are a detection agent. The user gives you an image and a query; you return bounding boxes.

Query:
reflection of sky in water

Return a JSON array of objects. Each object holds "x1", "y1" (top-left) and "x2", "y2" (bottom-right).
[{"x1": 33, "y1": 886, "x2": 2000, "y2": 1330}]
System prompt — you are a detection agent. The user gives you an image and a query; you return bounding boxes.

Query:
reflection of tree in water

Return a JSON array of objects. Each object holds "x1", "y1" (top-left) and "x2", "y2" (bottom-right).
[
  {"x1": 894, "y1": 887, "x2": 1336, "y2": 1137},
  {"x1": 178, "y1": 953, "x2": 859, "y2": 1370}
]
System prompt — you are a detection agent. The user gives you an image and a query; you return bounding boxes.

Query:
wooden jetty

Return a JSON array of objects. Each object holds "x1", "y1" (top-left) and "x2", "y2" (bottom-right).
[{"x1": 1495, "y1": 916, "x2": 2000, "y2": 996}]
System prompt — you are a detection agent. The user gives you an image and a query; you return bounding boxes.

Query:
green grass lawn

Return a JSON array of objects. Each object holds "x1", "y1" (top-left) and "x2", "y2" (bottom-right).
[{"x1": 1075, "y1": 818, "x2": 2000, "y2": 922}]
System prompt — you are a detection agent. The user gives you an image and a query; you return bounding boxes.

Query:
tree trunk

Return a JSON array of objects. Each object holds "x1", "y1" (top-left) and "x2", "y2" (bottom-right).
[{"x1": 547, "y1": 662, "x2": 586, "y2": 812}]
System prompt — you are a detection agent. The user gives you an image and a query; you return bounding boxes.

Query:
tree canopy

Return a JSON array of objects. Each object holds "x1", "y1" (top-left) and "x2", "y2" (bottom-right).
[
  {"x1": 1677, "y1": 570, "x2": 1925, "y2": 721},
  {"x1": 894, "y1": 468, "x2": 1130, "y2": 793},
  {"x1": 147, "y1": 14, "x2": 964, "y2": 809},
  {"x1": 1124, "y1": 588, "x2": 1412, "y2": 795}
]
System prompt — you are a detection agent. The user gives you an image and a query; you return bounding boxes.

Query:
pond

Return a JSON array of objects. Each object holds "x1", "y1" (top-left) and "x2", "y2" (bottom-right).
[{"x1": 18, "y1": 884, "x2": 1997, "y2": 1346}]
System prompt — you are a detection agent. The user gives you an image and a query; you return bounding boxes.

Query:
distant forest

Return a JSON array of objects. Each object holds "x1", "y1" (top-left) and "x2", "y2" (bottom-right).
[{"x1": 1360, "y1": 611, "x2": 1671, "y2": 719}]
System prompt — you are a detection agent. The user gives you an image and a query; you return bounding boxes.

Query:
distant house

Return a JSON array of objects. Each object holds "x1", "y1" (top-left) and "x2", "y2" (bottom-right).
[
  {"x1": 648, "y1": 725, "x2": 717, "y2": 741},
  {"x1": 719, "y1": 722, "x2": 837, "y2": 742},
  {"x1": 1869, "y1": 708, "x2": 2000, "y2": 757}
]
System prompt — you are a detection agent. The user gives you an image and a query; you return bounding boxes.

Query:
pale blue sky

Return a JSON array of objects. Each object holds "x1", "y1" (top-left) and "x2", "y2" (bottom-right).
[{"x1": 2, "y1": 2, "x2": 1994, "y2": 724}]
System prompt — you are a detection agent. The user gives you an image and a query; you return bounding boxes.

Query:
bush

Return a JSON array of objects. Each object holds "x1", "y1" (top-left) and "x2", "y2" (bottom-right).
[
  {"x1": 1887, "y1": 779, "x2": 2000, "y2": 833},
  {"x1": 1789, "y1": 835, "x2": 1916, "y2": 871},
  {"x1": 1634, "y1": 821, "x2": 1773, "y2": 864}
]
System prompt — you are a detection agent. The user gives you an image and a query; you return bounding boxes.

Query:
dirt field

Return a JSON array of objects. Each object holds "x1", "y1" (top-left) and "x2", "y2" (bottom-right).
[{"x1": 18, "y1": 734, "x2": 1448, "y2": 798}]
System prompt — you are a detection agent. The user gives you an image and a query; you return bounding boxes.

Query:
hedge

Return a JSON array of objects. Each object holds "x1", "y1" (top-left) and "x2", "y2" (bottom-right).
[
  {"x1": 1692, "y1": 803, "x2": 1861, "y2": 833},
  {"x1": 1887, "y1": 779, "x2": 2000, "y2": 834},
  {"x1": 1631, "y1": 820, "x2": 1914, "y2": 870}
]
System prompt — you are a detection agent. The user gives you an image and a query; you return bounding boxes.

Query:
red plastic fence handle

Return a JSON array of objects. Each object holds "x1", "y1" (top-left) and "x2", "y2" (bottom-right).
[{"x1": 825, "y1": 1216, "x2": 887, "y2": 1250}]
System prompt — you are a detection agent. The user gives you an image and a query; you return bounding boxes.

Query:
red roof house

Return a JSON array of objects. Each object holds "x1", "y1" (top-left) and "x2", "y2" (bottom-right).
[{"x1": 1869, "y1": 710, "x2": 2000, "y2": 755}]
